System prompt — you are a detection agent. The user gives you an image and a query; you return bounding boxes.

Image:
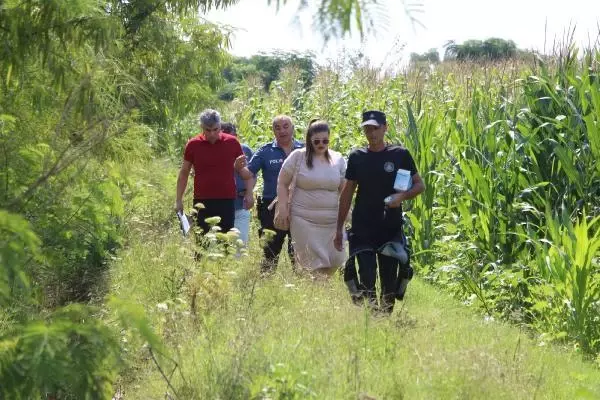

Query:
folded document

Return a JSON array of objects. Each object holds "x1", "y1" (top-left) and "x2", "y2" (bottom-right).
[{"x1": 177, "y1": 211, "x2": 191, "y2": 236}]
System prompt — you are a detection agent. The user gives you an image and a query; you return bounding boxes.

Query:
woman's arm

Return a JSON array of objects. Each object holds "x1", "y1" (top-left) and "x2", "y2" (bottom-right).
[
  {"x1": 272, "y1": 152, "x2": 297, "y2": 227},
  {"x1": 275, "y1": 153, "x2": 295, "y2": 210}
]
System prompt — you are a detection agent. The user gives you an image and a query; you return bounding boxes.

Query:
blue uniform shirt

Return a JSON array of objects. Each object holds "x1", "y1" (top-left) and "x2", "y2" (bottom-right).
[
  {"x1": 234, "y1": 144, "x2": 254, "y2": 210},
  {"x1": 248, "y1": 139, "x2": 304, "y2": 200}
]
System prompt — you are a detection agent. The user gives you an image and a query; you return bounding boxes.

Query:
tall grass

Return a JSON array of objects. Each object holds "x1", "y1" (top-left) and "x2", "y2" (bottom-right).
[{"x1": 111, "y1": 160, "x2": 600, "y2": 399}]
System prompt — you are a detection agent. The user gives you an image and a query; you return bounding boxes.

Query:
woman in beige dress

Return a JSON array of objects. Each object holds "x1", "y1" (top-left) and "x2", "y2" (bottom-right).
[{"x1": 274, "y1": 120, "x2": 347, "y2": 278}]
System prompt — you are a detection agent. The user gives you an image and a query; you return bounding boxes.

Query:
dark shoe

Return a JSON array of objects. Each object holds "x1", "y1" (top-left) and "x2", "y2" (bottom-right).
[
  {"x1": 353, "y1": 292, "x2": 377, "y2": 311},
  {"x1": 350, "y1": 295, "x2": 362, "y2": 307},
  {"x1": 260, "y1": 258, "x2": 277, "y2": 275},
  {"x1": 380, "y1": 293, "x2": 396, "y2": 314},
  {"x1": 376, "y1": 306, "x2": 394, "y2": 316}
]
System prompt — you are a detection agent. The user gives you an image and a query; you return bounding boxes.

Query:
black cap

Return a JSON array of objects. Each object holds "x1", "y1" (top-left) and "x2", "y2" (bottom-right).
[{"x1": 361, "y1": 110, "x2": 387, "y2": 127}]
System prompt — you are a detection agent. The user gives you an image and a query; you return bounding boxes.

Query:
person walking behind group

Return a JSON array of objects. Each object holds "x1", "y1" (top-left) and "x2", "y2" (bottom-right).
[
  {"x1": 245, "y1": 115, "x2": 304, "y2": 273},
  {"x1": 334, "y1": 110, "x2": 425, "y2": 314},
  {"x1": 222, "y1": 122, "x2": 254, "y2": 246},
  {"x1": 275, "y1": 120, "x2": 347, "y2": 279},
  {"x1": 175, "y1": 109, "x2": 254, "y2": 238}
]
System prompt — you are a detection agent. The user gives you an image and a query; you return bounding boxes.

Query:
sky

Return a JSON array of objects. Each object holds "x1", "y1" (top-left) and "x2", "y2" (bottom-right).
[{"x1": 206, "y1": 0, "x2": 600, "y2": 68}]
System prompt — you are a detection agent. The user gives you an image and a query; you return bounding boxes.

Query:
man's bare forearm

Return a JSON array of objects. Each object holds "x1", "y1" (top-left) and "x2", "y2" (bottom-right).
[
  {"x1": 237, "y1": 166, "x2": 254, "y2": 180},
  {"x1": 400, "y1": 180, "x2": 425, "y2": 201},
  {"x1": 176, "y1": 170, "x2": 189, "y2": 202},
  {"x1": 243, "y1": 176, "x2": 255, "y2": 193},
  {"x1": 336, "y1": 182, "x2": 355, "y2": 231}
]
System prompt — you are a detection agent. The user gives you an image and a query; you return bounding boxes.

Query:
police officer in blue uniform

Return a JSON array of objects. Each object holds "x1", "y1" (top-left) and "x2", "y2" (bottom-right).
[{"x1": 247, "y1": 115, "x2": 304, "y2": 273}]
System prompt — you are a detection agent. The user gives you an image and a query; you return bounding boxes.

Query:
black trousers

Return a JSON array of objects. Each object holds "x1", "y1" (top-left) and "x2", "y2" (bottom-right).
[
  {"x1": 356, "y1": 251, "x2": 399, "y2": 313},
  {"x1": 257, "y1": 196, "x2": 295, "y2": 272},
  {"x1": 344, "y1": 226, "x2": 412, "y2": 313},
  {"x1": 193, "y1": 198, "x2": 235, "y2": 234}
]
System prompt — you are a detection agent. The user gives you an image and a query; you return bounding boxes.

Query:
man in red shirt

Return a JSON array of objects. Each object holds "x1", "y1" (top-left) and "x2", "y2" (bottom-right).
[{"x1": 175, "y1": 109, "x2": 254, "y2": 234}]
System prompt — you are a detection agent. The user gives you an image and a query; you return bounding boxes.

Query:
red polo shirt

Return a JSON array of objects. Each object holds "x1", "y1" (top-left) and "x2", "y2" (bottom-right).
[{"x1": 183, "y1": 132, "x2": 243, "y2": 200}]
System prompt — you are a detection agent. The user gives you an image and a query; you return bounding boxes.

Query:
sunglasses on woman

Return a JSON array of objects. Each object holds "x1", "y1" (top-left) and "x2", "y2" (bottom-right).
[{"x1": 312, "y1": 139, "x2": 329, "y2": 145}]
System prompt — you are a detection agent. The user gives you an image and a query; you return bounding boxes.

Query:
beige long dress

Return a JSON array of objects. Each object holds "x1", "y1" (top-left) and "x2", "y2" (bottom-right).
[{"x1": 279, "y1": 148, "x2": 347, "y2": 270}]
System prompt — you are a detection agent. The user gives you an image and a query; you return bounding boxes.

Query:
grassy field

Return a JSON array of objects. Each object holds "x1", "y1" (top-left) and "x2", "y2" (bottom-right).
[
  {"x1": 2, "y1": 2, "x2": 598, "y2": 396},
  {"x1": 108, "y1": 48, "x2": 600, "y2": 395},
  {"x1": 108, "y1": 162, "x2": 600, "y2": 399}
]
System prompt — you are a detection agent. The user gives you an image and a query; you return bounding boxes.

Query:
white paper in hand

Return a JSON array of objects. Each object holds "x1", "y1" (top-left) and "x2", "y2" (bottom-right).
[{"x1": 177, "y1": 211, "x2": 191, "y2": 236}]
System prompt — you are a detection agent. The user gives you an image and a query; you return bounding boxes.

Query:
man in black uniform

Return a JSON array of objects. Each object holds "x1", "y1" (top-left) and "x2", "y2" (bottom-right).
[{"x1": 334, "y1": 110, "x2": 425, "y2": 313}]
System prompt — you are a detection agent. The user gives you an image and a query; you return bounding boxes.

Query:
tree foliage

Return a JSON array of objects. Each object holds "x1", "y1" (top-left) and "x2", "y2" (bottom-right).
[
  {"x1": 444, "y1": 38, "x2": 519, "y2": 61},
  {"x1": 410, "y1": 48, "x2": 440, "y2": 64},
  {"x1": 268, "y1": 0, "x2": 390, "y2": 43},
  {"x1": 220, "y1": 51, "x2": 316, "y2": 100},
  {"x1": 0, "y1": 304, "x2": 121, "y2": 399},
  {"x1": 0, "y1": 0, "x2": 234, "y2": 397}
]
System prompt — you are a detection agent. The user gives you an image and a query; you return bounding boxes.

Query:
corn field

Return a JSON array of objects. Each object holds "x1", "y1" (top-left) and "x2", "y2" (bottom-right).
[{"x1": 227, "y1": 49, "x2": 600, "y2": 355}]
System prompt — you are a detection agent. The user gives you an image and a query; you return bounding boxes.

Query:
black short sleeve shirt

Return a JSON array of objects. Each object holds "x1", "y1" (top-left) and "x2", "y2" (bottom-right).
[{"x1": 345, "y1": 145, "x2": 418, "y2": 241}]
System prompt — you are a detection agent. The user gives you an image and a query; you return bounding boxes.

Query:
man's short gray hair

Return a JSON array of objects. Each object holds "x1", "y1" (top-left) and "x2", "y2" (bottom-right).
[
  {"x1": 272, "y1": 114, "x2": 293, "y2": 130},
  {"x1": 199, "y1": 109, "x2": 221, "y2": 127}
]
